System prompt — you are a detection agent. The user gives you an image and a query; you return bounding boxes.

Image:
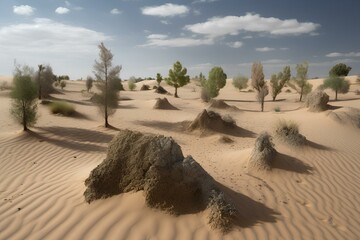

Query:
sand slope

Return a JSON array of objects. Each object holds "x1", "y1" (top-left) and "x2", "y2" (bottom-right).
[{"x1": 0, "y1": 77, "x2": 360, "y2": 239}]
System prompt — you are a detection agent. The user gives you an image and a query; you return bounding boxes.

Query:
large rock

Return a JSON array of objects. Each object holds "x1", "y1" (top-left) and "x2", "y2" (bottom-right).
[
  {"x1": 247, "y1": 132, "x2": 277, "y2": 171},
  {"x1": 304, "y1": 90, "x2": 329, "y2": 112}
]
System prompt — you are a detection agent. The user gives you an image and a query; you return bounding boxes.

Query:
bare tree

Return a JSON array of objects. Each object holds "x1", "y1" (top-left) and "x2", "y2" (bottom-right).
[{"x1": 251, "y1": 62, "x2": 268, "y2": 112}]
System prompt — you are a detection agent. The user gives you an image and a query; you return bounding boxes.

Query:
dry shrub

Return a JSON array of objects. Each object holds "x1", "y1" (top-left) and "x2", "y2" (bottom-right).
[
  {"x1": 49, "y1": 101, "x2": 75, "y2": 116},
  {"x1": 248, "y1": 132, "x2": 277, "y2": 171},
  {"x1": 207, "y1": 190, "x2": 236, "y2": 233},
  {"x1": 201, "y1": 87, "x2": 211, "y2": 102},
  {"x1": 275, "y1": 120, "x2": 307, "y2": 146},
  {"x1": 140, "y1": 84, "x2": 150, "y2": 91},
  {"x1": 304, "y1": 90, "x2": 329, "y2": 112}
]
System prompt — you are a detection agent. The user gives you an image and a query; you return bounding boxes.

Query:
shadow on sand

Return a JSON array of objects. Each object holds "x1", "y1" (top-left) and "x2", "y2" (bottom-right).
[{"x1": 273, "y1": 153, "x2": 314, "y2": 174}]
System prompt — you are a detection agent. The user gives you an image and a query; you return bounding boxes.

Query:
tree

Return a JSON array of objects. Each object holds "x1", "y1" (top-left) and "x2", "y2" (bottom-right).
[
  {"x1": 156, "y1": 73, "x2": 163, "y2": 86},
  {"x1": 93, "y1": 42, "x2": 122, "y2": 128},
  {"x1": 329, "y1": 63, "x2": 351, "y2": 77},
  {"x1": 205, "y1": 66, "x2": 227, "y2": 99},
  {"x1": 10, "y1": 65, "x2": 38, "y2": 131},
  {"x1": 86, "y1": 76, "x2": 94, "y2": 92},
  {"x1": 323, "y1": 76, "x2": 350, "y2": 100},
  {"x1": 36, "y1": 65, "x2": 56, "y2": 99},
  {"x1": 232, "y1": 75, "x2": 248, "y2": 91},
  {"x1": 288, "y1": 62, "x2": 312, "y2": 101},
  {"x1": 128, "y1": 78, "x2": 136, "y2": 91},
  {"x1": 251, "y1": 62, "x2": 268, "y2": 112},
  {"x1": 60, "y1": 80, "x2": 66, "y2": 90},
  {"x1": 270, "y1": 66, "x2": 291, "y2": 101},
  {"x1": 166, "y1": 61, "x2": 190, "y2": 98},
  {"x1": 37, "y1": 64, "x2": 45, "y2": 99}
]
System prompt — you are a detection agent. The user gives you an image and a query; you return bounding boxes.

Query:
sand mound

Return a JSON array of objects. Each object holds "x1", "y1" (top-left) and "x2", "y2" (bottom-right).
[
  {"x1": 140, "y1": 84, "x2": 150, "y2": 91},
  {"x1": 188, "y1": 109, "x2": 236, "y2": 133},
  {"x1": 304, "y1": 90, "x2": 329, "y2": 112},
  {"x1": 153, "y1": 98, "x2": 178, "y2": 110},
  {"x1": 155, "y1": 86, "x2": 168, "y2": 94},
  {"x1": 328, "y1": 107, "x2": 360, "y2": 128},
  {"x1": 208, "y1": 99, "x2": 238, "y2": 111},
  {"x1": 247, "y1": 132, "x2": 277, "y2": 171},
  {"x1": 84, "y1": 130, "x2": 235, "y2": 231}
]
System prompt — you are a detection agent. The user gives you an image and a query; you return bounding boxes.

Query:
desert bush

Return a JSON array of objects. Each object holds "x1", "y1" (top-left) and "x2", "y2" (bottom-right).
[
  {"x1": 35, "y1": 64, "x2": 56, "y2": 99},
  {"x1": 86, "y1": 76, "x2": 94, "y2": 92},
  {"x1": 274, "y1": 106, "x2": 281, "y2": 112},
  {"x1": 200, "y1": 86, "x2": 211, "y2": 102},
  {"x1": 248, "y1": 132, "x2": 277, "y2": 170},
  {"x1": 232, "y1": 75, "x2": 248, "y2": 91},
  {"x1": 156, "y1": 73, "x2": 163, "y2": 86},
  {"x1": 49, "y1": 101, "x2": 75, "y2": 116},
  {"x1": 140, "y1": 84, "x2": 150, "y2": 91},
  {"x1": 60, "y1": 80, "x2": 66, "y2": 90},
  {"x1": 128, "y1": 79, "x2": 136, "y2": 91},
  {"x1": 323, "y1": 76, "x2": 350, "y2": 100},
  {"x1": 275, "y1": 119, "x2": 306, "y2": 146},
  {"x1": 204, "y1": 66, "x2": 227, "y2": 99},
  {"x1": 207, "y1": 190, "x2": 236, "y2": 233},
  {"x1": 251, "y1": 62, "x2": 268, "y2": 112}
]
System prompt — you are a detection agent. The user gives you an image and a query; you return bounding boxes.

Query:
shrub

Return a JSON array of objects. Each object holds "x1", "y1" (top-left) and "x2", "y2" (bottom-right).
[
  {"x1": 275, "y1": 119, "x2": 306, "y2": 146},
  {"x1": 49, "y1": 101, "x2": 75, "y2": 116},
  {"x1": 200, "y1": 87, "x2": 211, "y2": 102},
  {"x1": 248, "y1": 132, "x2": 277, "y2": 170},
  {"x1": 274, "y1": 106, "x2": 281, "y2": 112},
  {"x1": 207, "y1": 191, "x2": 236, "y2": 233},
  {"x1": 86, "y1": 76, "x2": 94, "y2": 92},
  {"x1": 285, "y1": 89, "x2": 291, "y2": 93},
  {"x1": 355, "y1": 89, "x2": 360, "y2": 95},
  {"x1": 128, "y1": 79, "x2": 136, "y2": 91},
  {"x1": 60, "y1": 80, "x2": 66, "y2": 90},
  {"x1": 270, "y1": 66, "x2": 291, "y2": 101},
  {"x1": 232, "y1": 75, "x2": 248, "y2": 91}
]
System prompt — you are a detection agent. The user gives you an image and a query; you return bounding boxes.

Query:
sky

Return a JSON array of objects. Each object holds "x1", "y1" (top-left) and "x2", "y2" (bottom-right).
[{"x1": 1, "y1": 0, "x2": 360, "y2": 80}]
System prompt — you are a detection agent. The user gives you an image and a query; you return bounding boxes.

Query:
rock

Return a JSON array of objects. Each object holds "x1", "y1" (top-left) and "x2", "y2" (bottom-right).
[{"x1": 304, "y1": 90, "x2": 329, "y2": 112}]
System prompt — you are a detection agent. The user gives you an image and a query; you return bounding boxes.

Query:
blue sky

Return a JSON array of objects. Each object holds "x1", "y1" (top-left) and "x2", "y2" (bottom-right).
[{"x1": 1, "y1": 0, "x2": 359, "y2": 80}]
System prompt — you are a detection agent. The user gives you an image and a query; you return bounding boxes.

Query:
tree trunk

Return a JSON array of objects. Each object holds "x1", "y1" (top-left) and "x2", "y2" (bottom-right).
[
  {"x1": 261, "y1": 98, "x2": 264, "y2": 112},
  {"x1": 38, "y1": 73, "x2": 42, "y2": 100},
  {"x1": 104, "y1": 67, "x2": 109, "y2": 128},
  {"x1": 299, "y1": 87, "x2": 303, "y2": 102},
  {"x1": 273, "y1": 96, "x2": 276, "y2": 101},
  {"x1": 22, "y1": 102, "x2": 27, "y2": 131},
  {"x1": 335, "y1": 90, "x2": 338, "y2": 101},
  {"x1": 174, "y1": 87, "x2": 178, "y2": 98}
]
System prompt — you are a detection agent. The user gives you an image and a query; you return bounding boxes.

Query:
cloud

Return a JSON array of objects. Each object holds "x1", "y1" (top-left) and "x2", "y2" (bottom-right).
[
  {"x1": 0, "y1": 18, "x2": 110, "y2": 54},
  {"x1": 256, "y1": 47, "x2": 275, "y2": 52},
  {"x1": 142, "y1": 3, "x2": 189, "y2": 17},
  {"x1": 160, "y1": 20, "x2": 170, "y2": 25},
  {"x1": 238, "y1": 59, "x2": 291, "y2": 67},
  {"x1": 13, "y1": 5, "x2": 35, "y2": 16},
  {"x1": 280, "y1": 47, "x2": 289, "y2": 50},
  {"x1": 55, "y1": 7, "x2": 70, "y2": 14},
  {"x1": 140, "y1": 34, "x2": 213, "y2": 47},
  {"x1": 65, "y1": 1, "x2": 71, "y2": 7},
  {"x1": 192, "y1": 0, "x2": 218, "y2": 4},
  {"x1": 243, "y1": 35, "x2": 253, "y2": 39},
  {"x1": 326, "y1": 52, "x2": 360, "y2": 57},
  {"x1": 184, "y1": 13, "x2": 320, "y2": 37},
  {"x1": 227, "y1": 41, "x2": 243, "y2": 48},
  {"x1": 110, "y1": 8, "x2": 122, "y2": 15}
]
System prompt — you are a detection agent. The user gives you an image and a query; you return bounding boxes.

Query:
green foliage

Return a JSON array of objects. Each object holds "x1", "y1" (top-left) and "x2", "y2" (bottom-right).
[
  {"x1": 206, "y1": 66, "x2": 227, "y2": 98},
  {"x1": 86, "y1": 76, "x2": 94, "y2": 92},
  {"x1": 35, "y1": 65, "x2": 56, "y2": 99},
  {"x1": 288, "y1": 62, "x2": 312, "y2": 101},
  {"x1": 232, "y1": 75, "x2": 248, "y2": 91},
  {"x1": 128, "y1": 78, "x2": 136, "y2": 91},
  {"x1": 156, "y1": 73, "x2": 163, "y2": 86},
  {"x1": 323, "y1": 76, "x2": 350, "y2": 100},
  {"x1": 274, "y1": 106, "x2": 281, "y2": 112},
  {"x1": 60, "y1": 80, "x2": 66, "y2": 90},
  {"x1": 10, "y1": 68, "x2": 38, "y2": 131},
  {"x1": 251, "y1": 62, "x2": 268, "y2": 112},
  {"x1": 270, "y1": 66, "x2": 291, "y2": 101},
  {"x1": 166, "y1": 61, "x2": 190, "y2": 98},
  {"x1": 93, "y1": 42, "x2": 122, "y2": 127},
  {"x1": 58, "y1": 75, "x2": 70, "y2": 80},
  {"x1": 329, "y1": 63, "x2": 352, "y2": 77},
  {"x1": 49, "y1": 101, "x2": 75, "y2": 116}
]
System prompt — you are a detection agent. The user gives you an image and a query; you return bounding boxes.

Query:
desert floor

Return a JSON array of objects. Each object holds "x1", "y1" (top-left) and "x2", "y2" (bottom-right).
[{"x1": 0, "y1": 75, "x2": 359, "y2": 240}]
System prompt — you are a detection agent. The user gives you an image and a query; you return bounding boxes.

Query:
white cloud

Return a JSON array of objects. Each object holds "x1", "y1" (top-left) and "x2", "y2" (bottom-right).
[
  {"x1": 0, "y1": 18, "x2": 110, "y2": 54},
  {"x1": 55, "y1": 7, "x2": 70, "y2": 14},
  {"x1": 13, "y1": 5, "x2": 35, "y2": 16},
  {"x1": 243, "y1": 35, "x2": 253, "y2": 39},
  {"x1": 227, "y1": 41, "x2": 243, "y2": 48},
  {"x1": 142, "y1": 3, "x2": 189, "y2": 17},
  {"x1": 184, "y1": 13, "x2": 320, "y2": 37},
  {"x1": 326, "y1": 52, "x2": 360, "y2": 57},
  {"x1": 110, "y1": 8, "x2": 122, "y2": 15},
  {"x1": 160, "y1": 20, "x2": 170, "y2": 25},
  {"x1": 141, "y1": 34, "x2": 213, "y2": 47},
  {"x1": 256, "y1": 47, "x2": 275, "y2": 52}
]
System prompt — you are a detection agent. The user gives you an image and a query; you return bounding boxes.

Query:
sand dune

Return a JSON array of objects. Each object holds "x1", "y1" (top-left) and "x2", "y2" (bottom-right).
[{"x1": 0, "y1": 76, "x2": 360, "y2": 239}]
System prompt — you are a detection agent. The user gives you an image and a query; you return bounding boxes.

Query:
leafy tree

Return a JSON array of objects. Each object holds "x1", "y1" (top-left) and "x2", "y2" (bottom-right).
[
  {"x1": 86, "y1": 76, "x2": 94, "y2": 92},
  {"x1": 201, "y1": 66, "x2": 227, "y2": 99},
  {"x1": 329, "y1": 63, "x2": 351, "y2": 77},
  {"x1": 156, "y1": 73, "x2": 163, "y2": 86},
  {"x1": 251, "y1": 62, "x2": 268, "y2": 112},
  {"x1": 166, "y1": 61, "x2": 190, "y2": 98},
  {"x1": 288, "y1": 62, "x2": 312, "y2": 101},
  {"x1": 93, "y1": 42, "x2": 122, "y2": 128},
  {"x1": 37, "y1": 64, "x2": 45, "y2": 99},
  {"x1": 36, "y1": 65, "x2": 56, "y2": 99},
  {"x1": 60, "y1": 80, "x2": 66, "y2": 90},
  {"x1": 270, "y1": 66, "x2": 291, "y2": 101},
  {"x1": 10, "y1": 65, "x2": 38, "y2": 131},
  {"x1": 128, "y1": 78, "x2": 136, "y2": 91},
  {"x1": 232, "y1": 75, "x2": 248, "y2": 91},
  {"x1": 323, "y1": 76, "x2": 350, "y2": 100}
]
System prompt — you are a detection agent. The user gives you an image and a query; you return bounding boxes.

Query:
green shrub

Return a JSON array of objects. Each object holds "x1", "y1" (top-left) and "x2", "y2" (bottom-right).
[
  {"x1": 49, "y1": 101, "x2": 75, "y2": 116},
  {"x1": 128, "y1": 80, "x2": 136, "y2": 91},
  {"x1": 274, "y1": 106, "x2": 281, "y2": 112}
]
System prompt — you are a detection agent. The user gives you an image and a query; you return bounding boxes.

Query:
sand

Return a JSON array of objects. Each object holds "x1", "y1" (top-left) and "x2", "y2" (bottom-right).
[{"x1": 0, "y1": 76, "x2": 360, "y2": 239}]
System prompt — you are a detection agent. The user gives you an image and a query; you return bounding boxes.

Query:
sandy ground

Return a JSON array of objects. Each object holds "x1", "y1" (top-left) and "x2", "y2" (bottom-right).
[{"x1": 0, "y1": 76, "x2": 359, "y2": 240}]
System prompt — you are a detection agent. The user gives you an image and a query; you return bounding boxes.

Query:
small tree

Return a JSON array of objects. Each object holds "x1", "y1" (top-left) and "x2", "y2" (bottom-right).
[
  {"x1": 86, "y1": 76, "x2": 94, "y2": 92},
  {"x1": 202, "y1": 66, "x2": 227, "y2": 99},
  {"x1": 288, "y1": 62, "x2": 312, "y2": 101},
  {"x1": 10, "y1": 66, "x2": 38, "y2": 131},
  {"x1": 323, "y1": 76, "x2": 350, "y2": 100},
  {"x1": 166, "y1": 61, "x2": 190, "y2": 98},
  {"x1": 156, "y1": 73, "x2": 163, "y2": 86},
  {"x1": 251, "y1": 62, "x2": 268, "y2": 112},
  {"x1": 37, "y1": 64, "x2": 45, "y2": 99},
  {"x1": 232, "y1": 75, "x2": 248, "y2": 91},
  {"x1": 93, "y1": 42, "x2": 122, "y2": 128},
  {"x1": 128, "y1": 77, "x2": 137, "y2": 91},
  {"x1": 60, "y1": 80, "x2": 66, "y2": 90},
  {"x1": 329, "y1": 63, "x2": 352, "y2": 77},
  {"x1": 270, "y1": 66, "x2": 291, "y2": 101}
]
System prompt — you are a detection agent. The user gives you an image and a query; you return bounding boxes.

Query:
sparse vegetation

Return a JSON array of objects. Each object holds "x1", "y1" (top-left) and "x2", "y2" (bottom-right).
[
  {"x1": 156, "y1": 73, "x2": 163, "y2": 86},
  {"x1": 275, "y1": 119, "x2": 307, "y2": 146},
  {"x1": 86, "y1": 76, "x2": 94, "y2": 92},
  {"x1": 166, "y1": 61, "x2": 190, "y2": 98},
  {"x1": 232, "y1": 75, "x2": 248, "y2": 91},
  {"x1": 270, "y1": 66, "x2": 291, "y2": 101},
  {"x1": 202, "y1": 66, "x2": 227, "y2": 99},
  {"x1": 10, "y1": 65, "x2": 38, "y2": 131},
  {"x1": 36, "y1": 64, "x2": 56, "y2": 99},
  {"x1": 288, "y1": 62, "x2": 312, "y2": 101},
  {"x1": 49, "y1": 101, "x2": 75, "y2": 116},
  {"x1": 248, "y1": 132, "x2": 277, "y2": 170},
  {"x1": 60, "y1": 80, "x2": 66, "y2": 90},
  {"x1": 274, "y1": 106, "x2": 281, "y2": 112},
  {"x1": 329, "y1": 63, "x2": 352, "y2": 77},
  {"x1": 323, "y1": 76, "x2": 350, "y2": 100},
  {"x1": 128, "y1": 78, "x2": 136, "y2": 91},
  {"x1": 251, "y1": 62, "x2": 268, "y2": 112}
]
